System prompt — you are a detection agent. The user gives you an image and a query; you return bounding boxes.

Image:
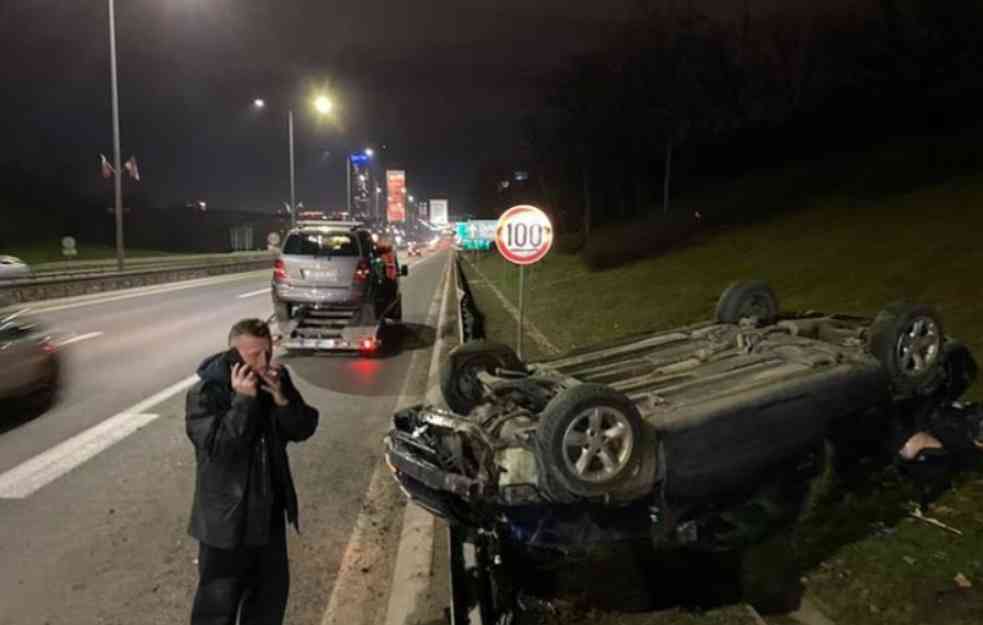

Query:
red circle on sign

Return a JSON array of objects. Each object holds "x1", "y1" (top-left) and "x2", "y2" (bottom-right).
[{"x1": 495, "y1": 205, "x2": 554, "y2": 265}]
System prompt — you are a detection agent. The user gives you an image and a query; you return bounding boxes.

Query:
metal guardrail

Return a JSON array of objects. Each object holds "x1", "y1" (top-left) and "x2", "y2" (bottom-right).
[
  {"x1": 0, "y1": 257, "x2": 274, "y2": 305},
  {"x1": 4, "y1": 252, "x2": 274, "y2": 284},
  {"x1": 454, "y1": 253, "x2": 486, "y2": 343},
  {"x1": 0, "y1": 254, "x2": 274, "y2": 289},
  {"x1": 449, "y1": 253, "x2": 503, "y2": 625}
]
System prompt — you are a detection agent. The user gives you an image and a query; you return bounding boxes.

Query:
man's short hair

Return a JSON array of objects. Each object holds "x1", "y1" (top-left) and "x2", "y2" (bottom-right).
[{"x1": 228, "y1": 318, "x2": 272, "y2": 345}]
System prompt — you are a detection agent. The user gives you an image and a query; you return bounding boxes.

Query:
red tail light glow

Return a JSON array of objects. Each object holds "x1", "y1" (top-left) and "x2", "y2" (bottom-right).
[
  {"x1": 273, "y1": 259, "x2": 287, "y2": 283},
  {"x1": 360, "y1": 338, "x2": 379, "y2": 351},
  {"x1": 353, "y1": 260, "x2": 371, "y2": 284}
]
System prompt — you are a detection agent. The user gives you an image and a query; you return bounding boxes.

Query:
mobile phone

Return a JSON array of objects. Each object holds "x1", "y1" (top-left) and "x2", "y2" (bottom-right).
[{"x1": 226, "y1": 348, "x2": 248, "y2": 371}]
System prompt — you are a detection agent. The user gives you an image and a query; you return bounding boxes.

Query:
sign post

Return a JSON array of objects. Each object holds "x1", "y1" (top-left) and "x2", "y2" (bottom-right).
[
  {"x1": 61, "y1": 236, "x2": 78, "y2": 259},
  {"x1": 494, "y1": 205, "x2": 554, "y2": 360}
]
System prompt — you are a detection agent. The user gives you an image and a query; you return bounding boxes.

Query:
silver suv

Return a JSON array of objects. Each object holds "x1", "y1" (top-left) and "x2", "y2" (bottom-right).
[{"x1": 271, "y1": 221, "x2": 407, "y2": 353}]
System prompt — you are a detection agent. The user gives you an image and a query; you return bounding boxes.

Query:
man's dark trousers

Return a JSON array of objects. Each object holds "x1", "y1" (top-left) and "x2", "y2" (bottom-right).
[{"x1": 190, "y1": 514, "x2": 289, "y2": 625}]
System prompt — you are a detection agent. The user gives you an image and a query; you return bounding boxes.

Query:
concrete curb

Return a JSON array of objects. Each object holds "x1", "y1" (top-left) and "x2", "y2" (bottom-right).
[
  {"x1": 460, "y1": 254, "x2": 561, "y2": 356},
  {"x1": 318, "y1": 251, "x2": 454, "y2": 625},
  {"x1": 383, "y1": 252, "x2": 456, "y2": 625}
]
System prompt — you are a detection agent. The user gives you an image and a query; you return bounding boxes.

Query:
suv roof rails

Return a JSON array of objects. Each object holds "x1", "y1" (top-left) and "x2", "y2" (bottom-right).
[{"x1": 295, "y1": 220, "x2": 365, "y2": 229}]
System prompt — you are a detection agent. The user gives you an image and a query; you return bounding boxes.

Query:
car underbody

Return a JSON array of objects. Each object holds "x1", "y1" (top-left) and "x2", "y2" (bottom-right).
[{"x1": 386, "y1": 284, "x2": 983, "y2": 560}]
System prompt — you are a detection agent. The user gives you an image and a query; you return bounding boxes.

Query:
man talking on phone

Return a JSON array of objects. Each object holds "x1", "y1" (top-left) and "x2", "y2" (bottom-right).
[{"x1": 185, "y1": 318, "x2": 318, "y2": 624}]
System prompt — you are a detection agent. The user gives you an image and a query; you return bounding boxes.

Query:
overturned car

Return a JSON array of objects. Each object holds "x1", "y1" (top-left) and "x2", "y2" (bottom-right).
[{"x1": 385, "y1": 281, "x2": 982, "y2": 557}]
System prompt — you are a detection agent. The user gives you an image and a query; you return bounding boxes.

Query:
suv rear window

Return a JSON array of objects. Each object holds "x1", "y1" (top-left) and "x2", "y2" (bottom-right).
[{"x1": 283, "y1": 231, "x2": 361, "y2": 257}]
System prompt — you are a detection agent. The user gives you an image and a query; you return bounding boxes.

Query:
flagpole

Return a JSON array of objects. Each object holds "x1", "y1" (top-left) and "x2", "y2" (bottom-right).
[{"x1": 108, "y1": 0, "x2": 125, "y2": 271}]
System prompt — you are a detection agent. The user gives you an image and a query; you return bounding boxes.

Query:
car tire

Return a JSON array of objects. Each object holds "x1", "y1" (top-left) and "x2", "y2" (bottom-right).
[
  {"x1": 938, "y1": 340, "x2": 978, "y2": 402},
  {"x1": 440, "y1": 341, "x2": 524, "y2": 415},
  {"x1": 715, "y1": 280, "x2": 779, "y2": 325},
  {"x1": 537, "y1": 384, "x2": 644, "y2": 498},
  {"x1": 868, "y1": 302, "x2": 945, "y2": 396}
]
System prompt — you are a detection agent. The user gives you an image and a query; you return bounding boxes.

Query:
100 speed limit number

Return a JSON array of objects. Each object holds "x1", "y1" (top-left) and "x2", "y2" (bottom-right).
[{"x1": 494, "y1": 205, "x2": 554, "y2": 266}]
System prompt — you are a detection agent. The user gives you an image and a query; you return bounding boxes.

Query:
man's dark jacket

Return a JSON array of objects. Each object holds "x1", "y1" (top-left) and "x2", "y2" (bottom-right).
[{"x1": 186, "y1": 351, "x2": 319, "y2": 549}]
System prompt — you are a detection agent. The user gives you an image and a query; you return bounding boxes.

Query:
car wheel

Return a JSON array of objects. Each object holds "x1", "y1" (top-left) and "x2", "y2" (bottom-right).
[
  {"x1": 440, "y1": 341, "x2": 524, "y2": 415},
  {"x1": 537, "y1": 384, "x2": 643, "y2": 498},
  {"x1": 715, "y1": 280, "x2": 779, "y2": 325},
  {"x1": 868, "y1": 303, "x2": 945, "y2": 396}
]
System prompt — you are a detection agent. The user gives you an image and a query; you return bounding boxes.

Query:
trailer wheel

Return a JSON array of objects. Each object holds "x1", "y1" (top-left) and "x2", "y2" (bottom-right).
[
  {"x1": 715, "y1": 280, "x2": 779, "y2": 325},
  {"x1": 537, "y1": 384, "x2": 643, "y2": 498},
  {"x1": 868, "y1": 303, "x2": 945, "y2": 396},
  {"x1": 440, "y1": 341, "x2": 524, "y2": 415}
]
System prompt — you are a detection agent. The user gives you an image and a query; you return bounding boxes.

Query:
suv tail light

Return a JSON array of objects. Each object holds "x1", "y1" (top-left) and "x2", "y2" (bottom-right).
[
  {"x1": 273, "y1": 259, "x2": 287, "y2": 283},
  {"x1": 353, "y1": 260, "x2": 371, "y2": 284}
]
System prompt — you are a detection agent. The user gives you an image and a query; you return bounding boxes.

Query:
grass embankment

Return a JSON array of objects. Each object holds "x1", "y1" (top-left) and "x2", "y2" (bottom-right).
[{"x1": 460, "y1": 170, "x2": 983, "y2": 624}]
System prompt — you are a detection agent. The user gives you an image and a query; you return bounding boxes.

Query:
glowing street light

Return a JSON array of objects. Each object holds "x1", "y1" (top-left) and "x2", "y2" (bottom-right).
[
  {"x1": 253, "y1": 98, "x2": 265, "y2": 109},
  {"x1": 365, "y1": 148, "x2": 375, "y2": 157},
  {"x1": 314, "y1": 95, "x2": 334, "y2": 115}
]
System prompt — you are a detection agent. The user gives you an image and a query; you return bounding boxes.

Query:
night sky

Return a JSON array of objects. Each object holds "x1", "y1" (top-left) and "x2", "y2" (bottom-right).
[{"x1": 2, "y1": 0, "x2": 838, "y2": 217}]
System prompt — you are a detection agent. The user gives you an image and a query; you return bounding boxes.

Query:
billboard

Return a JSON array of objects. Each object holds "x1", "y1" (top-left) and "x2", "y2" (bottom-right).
[
  {"x1": 430, "y1": 199, "x2": 448, "y2": 225},
  {"x1": 386, "y1": 170, "x2": 406, "y2": 223}
]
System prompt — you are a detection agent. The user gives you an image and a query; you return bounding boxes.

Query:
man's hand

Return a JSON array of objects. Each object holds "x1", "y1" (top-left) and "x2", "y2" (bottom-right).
[
  {"x1": 258, "y1": 365, "x2": 289, "y2": 407},
  {"x1": 231, "y1": 363, "x2": 259, "y2": 398}
]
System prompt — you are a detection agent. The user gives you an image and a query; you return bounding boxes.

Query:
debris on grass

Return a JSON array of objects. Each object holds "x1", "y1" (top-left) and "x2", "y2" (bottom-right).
[
  {"x1": 954, "y1": 573, "x2": 973, "y2": 589},
  {"x1": 910, "y1": 506, "x2": 964, "y2": 536}
]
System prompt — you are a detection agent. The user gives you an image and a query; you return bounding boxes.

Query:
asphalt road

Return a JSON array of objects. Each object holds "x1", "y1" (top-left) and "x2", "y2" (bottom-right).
[{"x1": 0, "y1": 249, "x2": 450, "y2": 625}]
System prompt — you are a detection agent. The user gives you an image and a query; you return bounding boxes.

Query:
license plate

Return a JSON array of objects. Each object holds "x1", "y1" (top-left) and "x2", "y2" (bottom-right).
[
  {"x1": 304, "y1": 269, "x2": 338, "y2": 281},
  {"x1": 303, "y1": 338, "x2": 317, "y2": 348}
]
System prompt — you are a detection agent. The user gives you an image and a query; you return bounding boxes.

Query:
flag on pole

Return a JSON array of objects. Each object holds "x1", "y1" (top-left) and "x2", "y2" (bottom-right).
[
  {"x1": 100, "y1": 154, "x2": 115, "y2": 178},
  {"x1": 124, "y1": 156, "x2": 140, "y2": 181}
]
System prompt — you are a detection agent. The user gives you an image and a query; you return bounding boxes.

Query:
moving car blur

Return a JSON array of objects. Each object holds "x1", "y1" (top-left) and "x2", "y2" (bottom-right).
[
  {"x1": 0, "y1": 256, "x2": 31, "y2": 280},
  {"x1": 0, "y1": 304, "x2": 60, "y2": 413}
]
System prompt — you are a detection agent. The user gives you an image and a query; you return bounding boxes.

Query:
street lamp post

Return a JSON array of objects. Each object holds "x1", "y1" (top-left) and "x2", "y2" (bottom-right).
[
  {"x1": 255, "y1": 94, "x2": 332, "y2": 228},
  {"x1": 288, "y1": 109, "x2": 295, "y2": 227},
  {"x1": 107, "y1": 0, "x2": 125, "y2": 271}
]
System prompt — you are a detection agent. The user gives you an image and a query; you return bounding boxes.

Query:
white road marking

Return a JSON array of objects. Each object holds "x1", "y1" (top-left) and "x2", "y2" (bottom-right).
[
  {"x1": 0, "y1": 374, "x2": 200, "y2": 499},
  {"x1": 54, "y1": 331, "x2": 104, "y2": 347},
  {"x1": 18, "y1": 270, "x2": 270, "y2": 315},
  {"x1": 237, "y1": 287, "x2": 270, "y2": 299}
]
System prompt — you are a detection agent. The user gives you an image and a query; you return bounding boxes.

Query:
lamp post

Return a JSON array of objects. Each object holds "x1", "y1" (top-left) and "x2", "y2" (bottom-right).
[
  {"x1": 254, "y1": 94, "x2": 333, "y2": 228},
  {"x1": 107, "y1": 0, "x2": 125, "y2": 271}
]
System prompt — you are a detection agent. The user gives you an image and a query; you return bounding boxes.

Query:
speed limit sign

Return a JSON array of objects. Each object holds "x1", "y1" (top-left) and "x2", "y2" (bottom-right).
[{"x1": 494, "y1": 205, "x2": 553, "y2": 265}]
